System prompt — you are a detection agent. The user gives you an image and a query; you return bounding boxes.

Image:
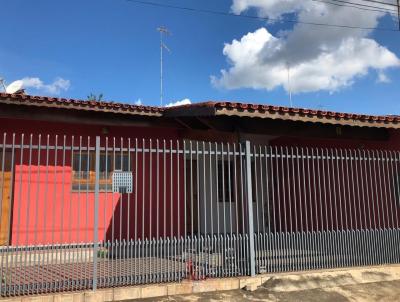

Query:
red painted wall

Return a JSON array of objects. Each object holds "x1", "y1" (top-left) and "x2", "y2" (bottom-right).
[
  {"x1": 12, "y1": 165, "x2": 119, "y2": 245},
  {"x1": 2, "y1": 116, "x2": 400, "y2": 245},
  {"x1": 1, "y1": 118, "x2": 185, "y2": 245},
  {"x1": 268, "y1": 134, "x2": 400, "y2": 232}
]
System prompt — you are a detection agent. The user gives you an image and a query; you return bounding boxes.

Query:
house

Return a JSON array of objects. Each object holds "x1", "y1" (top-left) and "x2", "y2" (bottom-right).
[{"x1": 1, "y1": 92, "x2": 400, "y2": 295}]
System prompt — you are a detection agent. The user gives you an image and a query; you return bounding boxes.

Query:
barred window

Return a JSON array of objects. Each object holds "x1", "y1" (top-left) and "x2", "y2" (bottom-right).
[{"x1": 72, "y1": 152, "x2": 129, "y2": 192}]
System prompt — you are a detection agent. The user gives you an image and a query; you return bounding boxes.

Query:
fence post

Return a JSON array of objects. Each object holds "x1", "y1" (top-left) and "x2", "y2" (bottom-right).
[
  {"x1": 93, "y1": 136, "x2": 100, "y2": 290},
  {"x1": 244, "y1": 140, "x2": 256, "y2": 276}
]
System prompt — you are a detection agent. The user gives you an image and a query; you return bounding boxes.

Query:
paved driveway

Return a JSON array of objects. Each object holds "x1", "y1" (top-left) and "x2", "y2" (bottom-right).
[{"x1": 141, "y1": 279, "x2": 400, "y2": 302}]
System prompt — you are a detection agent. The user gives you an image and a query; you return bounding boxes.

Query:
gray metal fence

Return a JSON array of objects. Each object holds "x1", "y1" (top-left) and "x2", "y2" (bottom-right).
[
  {"x1": 0, "y1": 133, "x2": 399, "y2": 297},
  {"x1": 252, "y1": 147, "x2": 400, "y2": 273}
]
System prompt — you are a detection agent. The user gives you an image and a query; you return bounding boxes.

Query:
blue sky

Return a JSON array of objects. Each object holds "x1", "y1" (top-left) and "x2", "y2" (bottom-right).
[{"x1": 0, "y1": 0, "x2": 399, "y2": 115}]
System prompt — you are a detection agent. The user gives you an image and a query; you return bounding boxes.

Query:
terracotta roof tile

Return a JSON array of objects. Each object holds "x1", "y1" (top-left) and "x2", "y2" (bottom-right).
[
  {"x1": 1, "y1": 93, "x2": 399, "y2": 128},
  {"x1": 176, "y1": 101, "x2": 400, "y2": 128},
  {"x1": 0, "y1": 92, "x2": 163, "y2": 116}
]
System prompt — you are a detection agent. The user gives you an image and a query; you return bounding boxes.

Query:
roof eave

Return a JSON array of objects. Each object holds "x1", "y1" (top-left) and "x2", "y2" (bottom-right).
[
  {"x1": 214, "y1": 107, "x2": 400, "y2": 129},
  {"x1": 0, "y1": 95, "x2": 163, "y2": 117}
]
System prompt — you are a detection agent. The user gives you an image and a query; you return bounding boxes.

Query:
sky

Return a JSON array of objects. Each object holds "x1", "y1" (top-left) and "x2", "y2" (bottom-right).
[{"x1": 0, "y1": 0, "x2": 399, "y2": 115}]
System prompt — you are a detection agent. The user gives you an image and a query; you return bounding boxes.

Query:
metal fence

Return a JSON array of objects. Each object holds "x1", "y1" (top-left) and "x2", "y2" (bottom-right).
[
  {"x1": 252, "y1": 147, "x2": 400, "y2": 273},
  {"x1": 0, "y1": 133, "x2": 399, "y2": 296}
]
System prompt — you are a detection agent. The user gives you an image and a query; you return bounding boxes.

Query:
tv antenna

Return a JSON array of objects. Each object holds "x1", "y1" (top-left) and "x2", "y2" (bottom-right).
[
  {"x1": 0, "y1": 78, "x2": 6, "y2": 92},
  {"x1": 157, "y1": 26, "x2": 171, "y2": 107}
]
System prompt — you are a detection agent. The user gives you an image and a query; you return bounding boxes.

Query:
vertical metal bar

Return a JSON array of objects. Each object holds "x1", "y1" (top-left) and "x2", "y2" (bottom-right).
[
  {"x1": 6, "y1": 135, "x2": 15, "y2": 295},
  {"x1": 143, "y1": 139, "x2": 147, "y2": 283},
  {"x1": 34, "y1": 135, "x2": 42, "y2": 293},
  {"x1": 228, "y1": 143, "x2": 233, "y2": 276},
  {"x1": 178, "y1": 141, "x2": 181, "y2": 239},
  {"x1": 363, "y1": 150, "x2": 374, "y2": 265},
  {"x1": 0, "y1": 134, "x2": 5, "y2": 297},
  {"x1": 233, "y1": 144, "x2": 239, "y2": 275},
  {"x1": 183, "y1": 140, "x2": 187, "y2": 238},
  {"x1": 356, "y1": 151, "x2": 365, "y2": 231},
  {"x1": 379, "y1": 151, "x2": 391, "y2": 263},
  {"x1": 104, "y1": 137, "x2": 109, "y2": 288},
  {"x1": 301, "y1": 147, "x2": 310, "y2": 270},
  {"x1": 290, "y1": 147, "x2": 298, "y2": 271},
  {"x1": 190, "y1": 141, "x2": 193, "y2": 257},
  {"x1": 177, "y1": 141, "x2": 181, "y2": 280},
  {"x1": 269, "y1": 147, "x2": 277, "y2": 272},
  {"x1": 221, "y1": 143, "x2": 226, "y2": 248},
  {"x1": 332, "y1": 149, "x2": 340, "y2": 267},
  {"x1": 339, "y1": 149, "x2": 349, "y2": 267},
  {"x1": 391, "y1": 151, "x2": 400, "y2": 262},
  {"x1": 311, "y1": 148, "x2": 321, "y2": 269},
  {"x1": 253, "y1": 145, "x2": 260, "y2": 272},
  {"x1": 354, "y1": 149, "x2": 366, "y2": 266},
  {"x1": 149, "y1": 139, "x2": 153, "y2": 283},
  {"x1": 203, "y1": 142, "x2": 207, "y2": 242},
  {"x1": 183, "y1": 141, "x2": 187, "y2": 279},
  {"x1": 196, "y1": 142, "x2": 201, "y2": 278},
  {"x1": 384, "y1": 151, "x2": 396, "y2": 263},
  {"x1": 370, "y1": 150, "x2": 382, "y2": 264},
  {"x1": 14, "y1": 133, "x2": 24, "y2": 295},
  {"x1": 373, "y1": 151, "x2": 385, "y2": 265},
  {"x1": 324, "y1": 149, "x2": 333, "y2": 268},
  {"x1": 170, "y1": 140, "x2": 174, "y2": 281},
  {"x1": 239, "y1": 145, "x2": 245, "y2": 275},
  {"x1": 92, "y1": 136, "x2": 100, "y2": 291},
  {"x1": 305, "y1": 148, "x2": 313, "y2": 270},
  {"x1": 127, "y1": 138, "x2": 131, "y2": 240},
  {"x1": 170, "y1": 140, "x2": 174, "y2": 238},
  {"x1": 215, "y1": 142, "x2": 219, "y2": 238},
  {"x1": 315, "y1": 148, "x2": 324, "y2": 268},
  {"x1": 133, "y1": 140, "x2": 138, "y2": 283},
  {"x1": 348, "y1": 149, "x2": 359, "y2": 265},
  {"x1": 156, "y1": 140, "x2": 160, "y2": 241},
  {"x1": 259, "y1": 146, "x2": 266, "y2": 272},
  {"x1": 244, "y1": 141, "x2": 255, "y2": 276},
  {"x1": 164, "y1": 140, "x2": 166, "y2": 240},
  {"x1": 274, "y1": 147, "x2": 283, "y2": 272},
  {"x1": 209, "y1": 142, "x2": 214, "y2": 240},
  {"x1": 284, "y1": 147, "x2": 293, "y2": 271},
  {"x1": 281, "y1": 147, "x2": 288, "y2": 271}
]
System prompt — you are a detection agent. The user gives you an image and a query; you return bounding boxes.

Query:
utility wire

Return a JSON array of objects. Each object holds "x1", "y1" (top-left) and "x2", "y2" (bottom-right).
[
  {"x1": 127, "y1": 0, "x2": 399, "y2": 31},
  {"x1": 356, "y1": 0, "x2": 398, "y2": 7},
  {"x1": 325, "y1": 0, "x2": 397, "y2": 12},
  {"x1": 313, "y1": 0, "x2": 397, "y2": 14}
]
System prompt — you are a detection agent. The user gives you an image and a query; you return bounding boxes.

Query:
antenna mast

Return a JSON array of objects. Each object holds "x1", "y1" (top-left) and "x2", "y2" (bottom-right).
[
  {"x1": 286, "y1": 62, "x2": 293, "y2": 107},
  {"x1": 0, "y1": 78, "x2": 6, "y2": 92},
  {"x1": 157, "y1": 26, "x2": 171, "y2": 107},
  {"x1": 397, "y1": 0, "x2": 400, "y2": 31}
]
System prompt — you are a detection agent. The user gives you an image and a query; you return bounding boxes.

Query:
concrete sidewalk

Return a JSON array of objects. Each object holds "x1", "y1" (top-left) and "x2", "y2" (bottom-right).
[
  {"x1": 3, "y1": 265, "x2": 400, "y2": 301},
  {"x1": 140, "y1": 266, "x2": 400, "y2": 302},
  {"x1": 142, "y1": 279, "x2": 400, "y2": 301}
]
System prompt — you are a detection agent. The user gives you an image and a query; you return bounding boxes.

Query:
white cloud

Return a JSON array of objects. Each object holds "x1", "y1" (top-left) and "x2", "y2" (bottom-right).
[
  {"x1": 14, "y1": 77, "x2": 70, "y2": 94},
  {"x1": 134, "y1": 98, "x2": 142, "y2": 105},
  {"x1": 377, "y1": 71, "x2": 391, "y2": 83},
  {"x1": 165, "y1": 98, "x2": 191, "y2": 107},
  {"x1": 212, "y1": 0, "x2": 400, "y2": 93}
]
